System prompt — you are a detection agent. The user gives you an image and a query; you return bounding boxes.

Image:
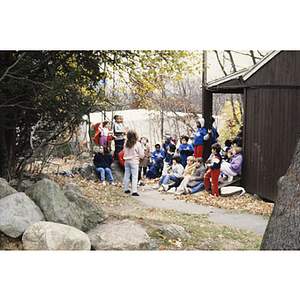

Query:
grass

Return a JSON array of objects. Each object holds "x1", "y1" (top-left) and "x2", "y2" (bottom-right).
[
  {"x1": 108, "y1": 206, "x2": 262, "y2": 251},
  {"x1": 46, "y1": 167, "x2": 264, "y2": 251}
]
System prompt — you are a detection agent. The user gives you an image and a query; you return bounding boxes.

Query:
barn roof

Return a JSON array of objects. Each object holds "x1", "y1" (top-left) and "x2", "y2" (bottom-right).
[{"x1": 207, "y1": 50, "x2": 281, "y2": 90}]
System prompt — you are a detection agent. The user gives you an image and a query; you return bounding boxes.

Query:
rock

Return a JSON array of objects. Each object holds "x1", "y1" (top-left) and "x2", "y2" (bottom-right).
[
  {"x1": 32, "y1": 173, "x2": 50, "y2": 183},
  {"x1": 110, "y1": 162, "x2": 124, "y2": 183},
  {"x1": 26, "y1": 179, "x2": 84, "y2": 230},
  {"x1": 22, "y1": 221, "x2": 91, "y2": 250},
  {"x1": 9, "y1": 179, "x2": 33, "y2": 192},
  {"x1": 156, "y1": 224, "x2": 191, "y2": 240},
  {"x1": 77, "y1": 163, "x2": 99, "y2": 180},
  {"x1": 63, "y1": 183, "x2": 108, "y2": 231},
  {"x1": 62, "y1": 183, "x2": 83, "y2": 196},
  {"x1": 87, "y1": 219, "x2": 158, "y2": 250},
  {"x1": 0, "y1": 178, "x2": 18, "y2": 199},
  {"x1": 0, "y1": 192, "x2": 45, "y2": 238},
  {"x1": 93, "y1": 146, "x2": 100, "y2": 153}
]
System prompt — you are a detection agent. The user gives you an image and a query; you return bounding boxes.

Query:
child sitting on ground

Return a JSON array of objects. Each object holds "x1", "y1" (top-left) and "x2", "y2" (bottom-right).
[
  {"x1": 220, "y1": 147, "x2": 243, "y2": 182},
  {"x1": 221, "y1": 139, "x2": 233, "y2": 162},
  {"x1": 145, "y1": 144, "x2": 165, "y2": 179},
  {"x1": 204, "y1": 143, "x2": 222, "y2": 196},
  {"x1": 182, "y1": 157, "x2": 207, "y2": 194},
  {"x1": 93, "y1": 145, "x2": 115, "y2": 186},
  {"x1": 156, "y1": 156, "x2": 184, "y2": 191},
  {"x1": 169, "y1": 156, "x2": 195, "y2": 194},
  {"x1": 161, "y1": 143, "x2": 176, "y2": 176},
  {"x1": 178, "y1": 135, "x2": 194, "y2": 167}
]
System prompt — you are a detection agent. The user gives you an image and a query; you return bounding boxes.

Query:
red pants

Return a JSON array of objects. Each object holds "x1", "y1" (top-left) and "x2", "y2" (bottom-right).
[
  {"x1": 194, "y1": 145, "x2": 204, "y2": 158},
  {"x1": 204, "y1": 168, "x2": 220, "y2": 196}
]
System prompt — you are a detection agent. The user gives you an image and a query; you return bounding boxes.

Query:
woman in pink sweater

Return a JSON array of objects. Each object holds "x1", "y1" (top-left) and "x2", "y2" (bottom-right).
[{"x1": 123, "y1": 129, "x2": 145, "y2": 196}]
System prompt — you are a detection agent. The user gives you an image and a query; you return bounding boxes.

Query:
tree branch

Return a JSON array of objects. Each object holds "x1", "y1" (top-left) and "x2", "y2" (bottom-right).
[{"x1": 0, "y1": 52, "x2": 26, "y2": 83}]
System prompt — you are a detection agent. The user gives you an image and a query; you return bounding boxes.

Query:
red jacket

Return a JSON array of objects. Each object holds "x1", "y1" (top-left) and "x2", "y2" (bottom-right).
[
  {"x1": 93, "y1": 122, "x2": 115, "y2": 148},
  {"x1": 118, "y1": 149, "x2": 125, "y2": 167}
]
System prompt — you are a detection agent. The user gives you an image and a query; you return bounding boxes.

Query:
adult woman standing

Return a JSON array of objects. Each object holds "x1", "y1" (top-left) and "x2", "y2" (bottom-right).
[{"x1": 123, "y1": 129, "x2": 145, "y2": 196}]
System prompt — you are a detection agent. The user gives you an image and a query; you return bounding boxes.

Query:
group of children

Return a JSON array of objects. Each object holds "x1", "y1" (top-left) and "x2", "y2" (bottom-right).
[
  {"x1": 146, "y1": 118, "x2": 243, "y2": 197},
  {"x1": 92, "y1": 116, "x2": 243, "y2": 197}
]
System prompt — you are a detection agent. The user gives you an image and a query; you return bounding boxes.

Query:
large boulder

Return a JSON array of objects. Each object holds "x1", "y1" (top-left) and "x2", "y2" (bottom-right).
[
  {"x1": 72, "y1": 163, "x2": 98, "y2": 180},
  {"x1": 9, "y1": 179, "x2": 33, "y2": 192},
  {"x1": 32, "y1": 173, "x2": 50, "y2": 183},
  {"x1": 22, "y1": 221, "x2": 91, "y2": 250},
  {"x1": 0, "y1": 178, "x2": 18, "y2": 199},
  {"x1": 26, "y1": 179, "x2": 84, "y2": 230},
  {"x1": 87, "y1": 219, "x2": 158, "y2": 250},
  {"x1": 62, "y1": 183, "x2": 108, "y2": 231},
  {"x1": 110, "y1": 162, "x2": 124, "y2": 183},
  {"x1": 0, "y1": 192, "x2": 45, "y2": 238},
  {"x1": 156, "y1": 224, "x2": 191, "y2": 240},
  {"x1": 72, "y1": 161, "x2": 124, "y2": 183}
]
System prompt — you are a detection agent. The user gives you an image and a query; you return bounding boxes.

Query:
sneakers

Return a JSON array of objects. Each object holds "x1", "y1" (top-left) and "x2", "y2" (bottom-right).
[
  {"x1": 220, "y1": 176, "x2": 228, "y2": 182},
  {"x1": 158, "y1": 186, "x2": 164, "y2": 191},
  {"x1": 167, "y1": 187, "x2": 176, "y2": 193},
  {"x1": 153, "y1": 183, "x2": 161, "y2": 189},
  {"x1": 139, "y1": 181, "x2": 145, "y2": 186},
  {"x1": 227, "y1": 175, "x2": 233, "y2": 182},
  {"x1": 184, "y1": 187, "x2": 192, "y2": 194},
  {"x1": 175, "y1": 188, "x2": 184, "y2": 195},
  {"x1": 161, "y1": 184, "x2": 169, "y2": 191},
  {"x1": 132, "y1": 192, "x2": 139, "y2": 196},
  {"x1": 110, "y1": 182, "x2": 115, "y2": 186},
  {"x1": 102, "y1": 181, "x2": 106, "y2": 186},
  {"x1": 124, "y1": 190, "x2": 131, "y2": 194}
]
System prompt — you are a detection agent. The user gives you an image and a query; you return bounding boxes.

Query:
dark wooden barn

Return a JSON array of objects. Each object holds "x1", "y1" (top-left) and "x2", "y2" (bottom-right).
[{"x1": 202, "y1": 50, "x2": 300, "y2": 201}]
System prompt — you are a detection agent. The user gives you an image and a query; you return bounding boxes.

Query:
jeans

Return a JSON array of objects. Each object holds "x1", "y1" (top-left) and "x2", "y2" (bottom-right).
[
  {"x1": 159, "y1": 174, "x2": 182, "y2": 186},
  {"x1": 96, "y1": 167, "x2": 114, "y2": 183},
  {"x1": 190, "y1": 182, "x2": 204, "y2": 194},
  {"x1": 114, "y1": 139, "x2": 124, "y2": 160},
  {"x1": 124, "y1": 161, "x2": 139, "y2": 193}
]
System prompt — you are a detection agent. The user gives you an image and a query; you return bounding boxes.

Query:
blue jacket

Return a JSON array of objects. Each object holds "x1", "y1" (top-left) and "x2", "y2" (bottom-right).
[
  {"x1": 151, "y1": 149, "x2": 165, "y2": 163},
  {"x1": 212, "y1": 126, "x2": 219, "y2": 143},
  {"x1": 209, "y1": 153, "x2": 222, "y2": 170},
  {"x1": 194, "y1": 127, "x2": 208, "y2": 146},
  {"x1": 178, "y1": 143, "x2": 194, "y2": 167},
  {"x1": 93, "y1": 153, "x2": 113, "y2": 168},
  {"x1": 165, "y1": 149, "x2": 175, "y2": 165}
]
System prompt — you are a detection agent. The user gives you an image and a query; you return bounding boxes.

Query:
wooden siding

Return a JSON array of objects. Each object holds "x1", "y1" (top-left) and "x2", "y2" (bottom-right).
[
  {"x1": 246, "y1": 51, "x2": 300, "y2": 86},
  {"x1": 204, "y1": 50, "x2": 300, "y2": 201},
  {"x1": 242, "y1": 88, "x2": 300, "y2": 200}
]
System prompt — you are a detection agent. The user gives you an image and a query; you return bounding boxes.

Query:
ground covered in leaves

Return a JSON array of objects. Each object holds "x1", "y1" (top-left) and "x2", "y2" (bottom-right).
[{"x1": 1, "y1": 158, "x2": 274, "y2": 251}]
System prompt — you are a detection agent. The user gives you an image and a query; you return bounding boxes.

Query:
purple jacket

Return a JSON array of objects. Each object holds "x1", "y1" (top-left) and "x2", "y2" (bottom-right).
[{"x1": 230, "y1": 153, "x2": 243, "y2": 174}]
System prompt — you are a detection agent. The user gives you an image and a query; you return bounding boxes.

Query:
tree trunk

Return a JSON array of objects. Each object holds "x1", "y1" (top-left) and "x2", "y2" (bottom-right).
[
  {"x1": 260, "y1": 131, "x2": 300, "y2": 250},
  {"x1": 0, "y1": 127, "x2": 8, "y2": 179}
]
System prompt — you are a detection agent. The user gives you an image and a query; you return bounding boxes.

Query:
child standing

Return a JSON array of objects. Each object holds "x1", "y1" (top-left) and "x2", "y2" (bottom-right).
[
  {"x1": 204, "y1": 143, "x2": 222, "y2": 196},
  {"x1": 138, "y1": 137, "x2": 151, "y2": 186},
  {"x1": 178, "y1": 135, "x2": 194, "y2": 167},
  {"x1": 113, "y1": 115, "x2": 126, "y2": 161},
  {"x1": 93, "y1": 145, "x2": 115, "y2": 186},
  {"x1": 123, "y1": 129, "x2": 145, "y2": 196},
  {"x1": 193, "y1": 118, "x2": 210, "y2": 158},
  {"x1": 99, "y1": 121, "x2": 114, "y2": 147}
]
